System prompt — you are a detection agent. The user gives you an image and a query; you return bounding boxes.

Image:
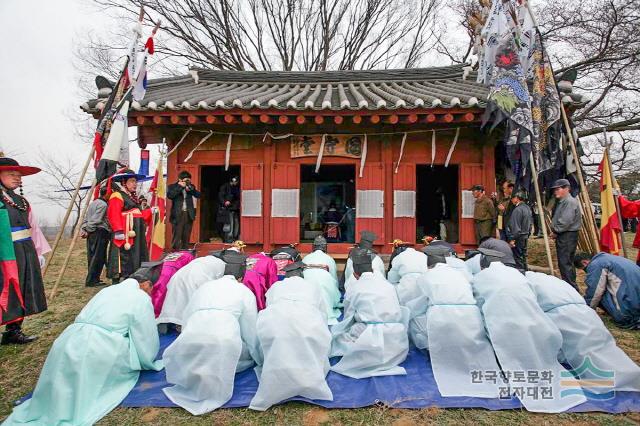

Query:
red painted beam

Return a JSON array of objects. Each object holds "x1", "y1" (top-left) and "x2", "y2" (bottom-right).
[
  {"x1": 224, "y1": 114, "x2": 235, "y2": 124},
  {"x1": 241, "y1": 114, "x2": 253, "y2": 124},
  {"x1": 463, "y1": 112, "x2": 475, "y2": 122},
  {"x1": 387, "y1": 114, "x2": 399, "y2": 124},
  {"x1": 426, "y1": 114, "x2": 436, "y2": 123},
  {"x1": 442, "y1": 113, "x2": 454, "y2": 123},
  {"x1": 296, "y1": 115, "x2": 306, "y2": 125},
  {"x1": 407, "y1": 114, "x2": 418, "y2": 124},
  {"x1": 152, "y1": 116, "x2": 165, "y2": 125},
  {"x1": 370, "y1": 115, "x2": 381, "y2": 124},
  {"x1": 259, "y1": 114, "x2": 272, "y2": 124},
  {"x1": 169, "y1": 115, "x2": 181, "y2": 125},
  {"x1": 352, "y1": 115, "x2": 362, "y2": 124},
  {"x1": 334, "y1": 116, "x2": 344, "y2": 125},
  {"x1": 136, "y1": 116, "x2": 146, "y2": 126}
]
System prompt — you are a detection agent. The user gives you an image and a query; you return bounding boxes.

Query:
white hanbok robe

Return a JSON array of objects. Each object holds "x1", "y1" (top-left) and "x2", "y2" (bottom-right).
[
  {"x1": 331, "y1": 272, "x2": 410, "y2": 379},
  {"x1": 157, "y1": 256, "x2": 225, "y2": 325},
  {"x1": 303, "y1": 249, "x2": 338, "y2": 281},
  {"x1": 249, "y1": 277, "x2": 333, "y2": 411},
  {"x1": 472, "y1": 263, "x2": 587, "y2": 412},
  {"x1": 418, "y1": 264, "x2": 500, "y2": 397},
  {"x1": 526, "y1": 271, "x2": 640, "y2": 393},
  {"x1": 343, "y1": 254, "x2": 386, "y2": 291},
  {"x1": 162, "y1": 276, "x2": 261, "y2": 415},
  {"x1": 3, "y1": 279, "x2": 163, "y2": 426},
  {"x1": 387, "y1": 248, "x2": 428, "y2": 284}
]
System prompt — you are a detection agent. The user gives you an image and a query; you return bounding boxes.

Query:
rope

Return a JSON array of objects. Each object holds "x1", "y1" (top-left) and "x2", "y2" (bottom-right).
[
  {"x1": 225, "y1": 133, "x2": 233, "y2": 171},
  {"x1": 394, "y1": 132, "x2": 408, "y2": 174},
  {"x1": 445, "y1": 127, "x2": 460, "y2": 167},
  {"x1": 430, "y1": 130, "x2": 436, "y2": 167},
  {"x1": 183, "y1": 130, "x2": 213, "y2": 162},
  {"x1": 166, "y1": 128, "x2": 192, "y2": 157}
]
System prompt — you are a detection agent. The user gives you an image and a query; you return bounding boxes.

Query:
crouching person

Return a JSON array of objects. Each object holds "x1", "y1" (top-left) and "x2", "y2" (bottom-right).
[
  {"x1": 331, "y1": 249, "x2": 410, "y2": 379},
  {"x1": 3, "y1": 264, "x2": 164, "y2": 426},
  {"x1": 249, "y1": 263, "x2": 332, "y2": 411},
  {"x1": 162, "y1": 251, "x2": 261, "y2": 415}
]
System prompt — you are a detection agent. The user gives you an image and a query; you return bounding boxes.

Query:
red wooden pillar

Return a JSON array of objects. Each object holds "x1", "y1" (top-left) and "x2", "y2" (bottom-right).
[
  {"x1": 483, "y1": 142, "x2": 496, "y2": 195},
  {"x1": 263, "y1": 143, "x2": 275, "y2": 252},
  {"x1": 383, "y1": 139, "x2": 394, "y2": 252},
  {"x1": 356, "y1": 163, "x2": 386, "y2": 246},
  {"x1": 240, "y1": 163, "x2": 264, "y2": 244},
  {"x1": 459, "y1": 163, "x2": 484, "y2": 246},
  {"x1": 393, "y1": 163, "x2": 417, "y2": 244}
]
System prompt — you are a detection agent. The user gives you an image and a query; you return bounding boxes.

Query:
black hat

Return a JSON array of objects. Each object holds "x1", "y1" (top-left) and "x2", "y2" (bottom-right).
[
  {"x1": 312, "y1": 235, "x2": 328, "y2": 252},
  {"x1": 131, "y1": 260, "x2": 163, "y2": 285},
  {"x1": 358, "y1": 230, "x2": 377, "y2": 250},
  {"x1": 352, "y1": 248, "x2": 373, "y2": 275},
  {"x1": 283, "y1": 261, "x2": 306, "y2": 278},
  {"x1": 551, "y1": 178, "x2": 571, "y2": 189},
  {"x1": 220, "y1": 250, "x2": 248, "y2": 279},
  {"x1": 470, "y1": 184, "x2": 484, "y2": 191},
  {"x1": 111, "y1": 169, "x2": 146, "y2": 182},
  {"x1": 423, "y1": 244, "x2": 455, "y2": 267},
  {"x1": 478, "y1": 247, "x2": 505, "y2": 269}
]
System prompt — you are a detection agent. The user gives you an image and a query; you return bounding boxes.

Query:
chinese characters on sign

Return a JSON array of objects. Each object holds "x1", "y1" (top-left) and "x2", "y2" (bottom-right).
[{"x1": 290, "y1": 135, "x2": 364, "y2": 158}]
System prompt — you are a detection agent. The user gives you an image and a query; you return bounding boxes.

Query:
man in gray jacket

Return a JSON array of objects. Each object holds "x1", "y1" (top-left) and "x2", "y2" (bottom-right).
[
  {"x1": 551, "y1": 179, "x2": 582, "y2": 289},
  {"x1": 81, "y1": 186, "x2": 111, "y2": 287},
  {"x1": 506, "y1": 191, "x2": 533, "y2": 271}
]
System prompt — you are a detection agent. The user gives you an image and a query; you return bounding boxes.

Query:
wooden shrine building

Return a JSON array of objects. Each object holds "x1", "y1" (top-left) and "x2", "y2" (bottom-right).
[{"x1": 83, "y1": 64, "x2": 583, "y2": 256}]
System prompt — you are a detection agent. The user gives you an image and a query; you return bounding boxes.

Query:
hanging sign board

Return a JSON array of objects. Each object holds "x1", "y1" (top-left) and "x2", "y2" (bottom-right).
[
  {"x1": 461, "y1": 190, "x2": 475, "y2": 219},
  {"x1": 290, "y1": 135, "x2": 363, "y2": 158}
]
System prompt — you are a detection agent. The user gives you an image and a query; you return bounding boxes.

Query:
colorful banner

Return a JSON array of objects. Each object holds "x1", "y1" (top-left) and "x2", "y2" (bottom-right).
[{"x1": 290, "y1": 135, "x2": 364, "y2": 158}]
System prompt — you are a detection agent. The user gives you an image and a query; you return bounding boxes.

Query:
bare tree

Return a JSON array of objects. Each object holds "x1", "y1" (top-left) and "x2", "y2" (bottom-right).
[
  {"x1": 36, "y1": 152, "x2": 94, "y2": 235},
  {"x1": 88, "y1": 0, "x2": 442, "y2": 71}
]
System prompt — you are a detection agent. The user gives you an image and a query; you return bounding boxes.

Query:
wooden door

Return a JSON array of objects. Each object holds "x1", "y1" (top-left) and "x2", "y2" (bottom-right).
[
  {"x1": 356, "y1": 162, "x2": 386, "y2": 244},
  {"x1": 393, "y1": 163, "x2": 416, "y2": 243},
  {"x1": 460, "y1": 163, "x2": 483, "y2": 245},
  {"x1": 270, "y1": 163, "x2": 300, "y2": 245},
  {"x1": 240, "y1": 163, "x2": 264, "y2": 244}
]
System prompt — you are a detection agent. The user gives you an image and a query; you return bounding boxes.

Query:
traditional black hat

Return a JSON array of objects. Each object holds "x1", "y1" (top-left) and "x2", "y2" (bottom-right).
[
  {"x1": 352, "y1": 248, "x2": 373, "y2": 275},
  {"x1": 312, "y1": 235, "x2": 328, "y2": 252},
  {"x1": 478, "y1": 247, "x2": 505, "y2": 269},
  {"x1": 423, "y1": 244, "x2": 455, "y2": 267},
  {"x1": 0, "y1": 157, "x2": 41, "y2": 176},
  {"x1": 283, "y1": 261, "x2": 306, "y2": 278},
  {"x1": 358, "y1": 230, "x2": 377, "y2": 250},
  {"x1": 131, "y1": 260, "x2": 163, "y2": 285},
  {"x1": 221, "y1": 250, "x2": 248, "y2": 279},
  {"x1": 111, "y1": 169, "x2": 145, "y2": 182}
]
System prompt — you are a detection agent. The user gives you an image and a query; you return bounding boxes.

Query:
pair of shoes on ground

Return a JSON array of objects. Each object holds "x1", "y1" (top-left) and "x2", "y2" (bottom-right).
[
  {"x1": 1, "y1": 330, "x2": 38, "y2": 345},
  {"x1": 86, "y1": 281, "x2": 107, "y2": 288}
]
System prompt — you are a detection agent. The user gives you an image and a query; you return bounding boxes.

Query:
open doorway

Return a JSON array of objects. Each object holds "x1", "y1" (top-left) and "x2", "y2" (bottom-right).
[
  {"x1": 416, "y1": 165, "x2": 459, "y2": 243},
  {"x1": 300, "y1": 164, "x2": 356, "y2": 243},
  {"x1": 200, "y1": 165, "x2": 241, "y2": 243}
]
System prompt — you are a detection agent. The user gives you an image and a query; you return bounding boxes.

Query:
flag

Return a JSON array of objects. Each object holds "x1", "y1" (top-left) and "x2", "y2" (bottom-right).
[
  {"x1": 132, "y1": 36, "x2": 154, "y2": 101},
  {"x1": 149, "y1": 156, "x2": 166, "y2": 260},
  {"x1": 138, "y1": 149, "x2": 150, "y2": 176},
  {"x1": 0, "y1": 202, "x2": 21, "y2": 325},
  {"x1": 96, "y1": 99, "x2": 130, "y2": 182},
  {"x1": 599, "y1": 151, "x2": 622, "y2": 254}
]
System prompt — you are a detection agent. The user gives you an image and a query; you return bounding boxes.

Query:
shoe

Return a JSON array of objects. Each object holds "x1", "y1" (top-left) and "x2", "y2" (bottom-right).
[
  {"x1": 1, "y1": 331, "x2": 38, "y2": 345},
  {"x1": 86, "y1": 281, "x2": 107, "y2": 288}
]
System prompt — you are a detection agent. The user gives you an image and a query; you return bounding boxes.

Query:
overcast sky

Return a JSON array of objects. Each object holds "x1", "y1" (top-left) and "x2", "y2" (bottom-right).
[{"x1": 0, "y1": 0, "x2": 147, "y2": 224}]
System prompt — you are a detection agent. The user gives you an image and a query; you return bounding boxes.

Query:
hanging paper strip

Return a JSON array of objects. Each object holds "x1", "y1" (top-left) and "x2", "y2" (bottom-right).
[
  {"x1": 315, "y1": 134, "x2": 327, "y2": 173},
  {"x1": 430, "y1": 130, "x2": 436, "y2": 167},
  {"x1": 167, "y1": 128, "x2": 192, "y2": 157},
  {"x1": 394, "y1": 133, "x2": 408, "y2": 174},
  {"x1": 359, "y1": 134, "x2": 368, "y2": 178},
  {"x1": 183, "y1": 131, "x2": 213, "y2": 162},
  {"x1": 444, "y1": 128, "x2": 460, "y2": 167},
  {"x1": 225, "y1": 133, "x2": 233, "y2": 171}
]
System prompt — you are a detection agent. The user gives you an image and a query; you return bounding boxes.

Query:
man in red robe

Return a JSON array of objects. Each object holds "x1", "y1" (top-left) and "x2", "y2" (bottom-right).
[{"x1": 618, "y1": 195, "x2": 640, "y2": 266}]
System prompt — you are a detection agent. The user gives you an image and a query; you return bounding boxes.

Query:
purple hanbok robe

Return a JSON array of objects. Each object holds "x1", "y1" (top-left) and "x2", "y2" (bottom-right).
[
  {"x1": 242, "y1": 253, "x2": 278, "y2": 310},
  {"x1": 151, "y1": 251, "x2": 195, "y2": 317}
]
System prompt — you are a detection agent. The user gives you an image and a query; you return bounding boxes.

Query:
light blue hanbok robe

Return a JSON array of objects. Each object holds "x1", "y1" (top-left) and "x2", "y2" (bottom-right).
[
  {"x1": 331, "y1": 272, "x2": 410, "y2": 379},
  {"x1": 526, "y1": 271, "x2": 640, "y2": 393},
  {"x1": 303, "y1": 250, "x2": 338, "y2": 281},
  {"x1": 418, "y1": 264, "x2": 500, "y2": 397},
  {"x1": 249, "y1": 277, "x2": 332, "y2": 411},
  {"x1": 3, "y1": 279, "x2": 163, "y2": 426},
  {"x1": 302, "y1": 250, "x2": 342, "y2": 324},
  {"x1": 162, "y1": 276, "x2": 261, "y2": 415},
  {"x1": 472, "y1": 263, "x2": 587, "y2": 413}
]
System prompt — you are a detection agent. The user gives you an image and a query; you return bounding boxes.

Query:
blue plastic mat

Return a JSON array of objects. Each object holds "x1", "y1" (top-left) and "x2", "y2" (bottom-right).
[{"x1": 121, "y1": 332, "x2": 640, "y2": 413}]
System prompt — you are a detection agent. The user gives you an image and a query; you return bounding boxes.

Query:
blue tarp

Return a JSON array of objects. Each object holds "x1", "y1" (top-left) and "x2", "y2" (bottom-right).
[{"x1": 121, "y1": 332, "x2": 640, "y2": 413}]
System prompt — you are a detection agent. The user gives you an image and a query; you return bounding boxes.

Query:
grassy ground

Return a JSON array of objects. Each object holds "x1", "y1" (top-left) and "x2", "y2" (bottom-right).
[{"x1": 1, "y1": 237, "x2": 639, "y2": 425}]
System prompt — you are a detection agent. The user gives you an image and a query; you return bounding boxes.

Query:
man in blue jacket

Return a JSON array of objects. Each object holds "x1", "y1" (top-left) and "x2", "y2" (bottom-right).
[{"x1": 574, "y1": 252, "x2": 640, "y2": 329}]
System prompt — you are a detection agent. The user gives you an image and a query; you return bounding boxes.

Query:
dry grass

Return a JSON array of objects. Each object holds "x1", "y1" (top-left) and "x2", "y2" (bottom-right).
[{"x1": 1, "y1": 239, "x2": 639, "y2": 425}]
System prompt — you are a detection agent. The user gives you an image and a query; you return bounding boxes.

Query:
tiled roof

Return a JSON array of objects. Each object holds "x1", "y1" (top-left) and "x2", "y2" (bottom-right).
[{"x1": 81, "y1": 64, "x2": 588, "y2": 114}]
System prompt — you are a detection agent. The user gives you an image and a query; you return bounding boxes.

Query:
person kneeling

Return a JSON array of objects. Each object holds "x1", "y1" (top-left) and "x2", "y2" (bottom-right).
[
  {"x1": 162, "y1": 251, "x2": 261, "y2": 415},
  {"x1": 3, "y1": 264, "x2": 164, "y2": 426},
  {"x1": 331, "y1": 249, "x2": 410, "y2": 379}
]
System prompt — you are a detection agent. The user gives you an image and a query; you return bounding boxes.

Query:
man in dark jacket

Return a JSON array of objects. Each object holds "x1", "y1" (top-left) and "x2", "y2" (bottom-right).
[
  {"x1": 167, "y1": 171, "x2": 201, "y2": 250},
  {"x1": 551, "y1": 179, "x2": 582, "y2": 289},
  {"x1": 81, "y1": 185, "x2": 111, "y2": 287},
  {"x1": 471, "y1": 184, "x2": 496, "y2": 243},
  {"x1": 506, "y1": 191, "x2": 533, "y2": 271},
  {"x1": 497, "y1": 180, "x2": 515, "y2": 241},
  {"x1": 218, "y1": 176, "x2": 240, "y2": 243}
]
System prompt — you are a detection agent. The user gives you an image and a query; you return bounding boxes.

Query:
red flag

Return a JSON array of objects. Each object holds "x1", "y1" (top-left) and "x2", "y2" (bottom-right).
[
  {"x1": 598, "y1": 151, "x2": 622, "y2": 254},
  {"x1": 148, "y1": 158, "x2": 166, "y2": 260}
]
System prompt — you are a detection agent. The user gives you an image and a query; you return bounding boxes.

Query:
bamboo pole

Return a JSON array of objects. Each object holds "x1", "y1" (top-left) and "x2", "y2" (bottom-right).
[
  {"x1": 529, "y1": 153, "x2": 555, "y2": 274},
  {"x1": 42, "y1": 145, "x2": 95, "y2": 277},
  {"x1": 49, "y1": 180, "x2": 97, "y2": 300}
]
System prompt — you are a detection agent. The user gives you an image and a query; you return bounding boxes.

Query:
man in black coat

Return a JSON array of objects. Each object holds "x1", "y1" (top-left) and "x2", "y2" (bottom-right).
[
  {"x1": 506, "y1": 190, "x2": 533, "y2": 272},
  {"x1": 217, "y1": 176, "x2": 240, "y2": 243},
  {"x1": 167, "y1": 171, "x2": 201, "y2": 250}
]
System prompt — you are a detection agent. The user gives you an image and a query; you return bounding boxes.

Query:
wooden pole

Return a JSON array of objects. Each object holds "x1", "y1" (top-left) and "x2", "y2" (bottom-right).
[
  {"x1": 42, "y1": 145, "x2": 95, "y2": 277},
  {"x1": 604, "y1": 143, "x2": 628, "y2": 257},
  {"x1": 49, "y1": 180, "x2": 97, "y2": 300},
  {"x1": 529, "y1": 153, "x2": 555, "y2": 274}
]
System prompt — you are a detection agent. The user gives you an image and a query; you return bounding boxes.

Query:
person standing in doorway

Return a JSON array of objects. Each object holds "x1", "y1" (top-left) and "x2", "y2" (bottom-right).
[
  {"x1": 81, "y1": 185, "x2": 111, "y2": 287},
  {"x1": 471, "y1": 184, "x2": 496, "y2": 243},
  {"x1": 550, "y1": 179, "x2": 582, "y2": 289},
  {"x1": 497, "y1": 180, "x2": 515, "y2": 241},
  {"x1": 167, "y1": 171, "x2": 201, "y2": 250},
  {"x1": 218, "y1": 176, "x2": 240, "y2": 243},
  {"x1": 506, "y1": 191, "x2": 533, "y2": 272}
]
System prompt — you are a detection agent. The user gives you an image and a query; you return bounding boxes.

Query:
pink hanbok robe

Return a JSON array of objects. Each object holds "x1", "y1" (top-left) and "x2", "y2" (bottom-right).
[
  {"x1": 151, "y1": 251, "x2": 195, "y2": 317},
  {"x1": 242, "y1": 253, "x2": 278, "y2": 310}
]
